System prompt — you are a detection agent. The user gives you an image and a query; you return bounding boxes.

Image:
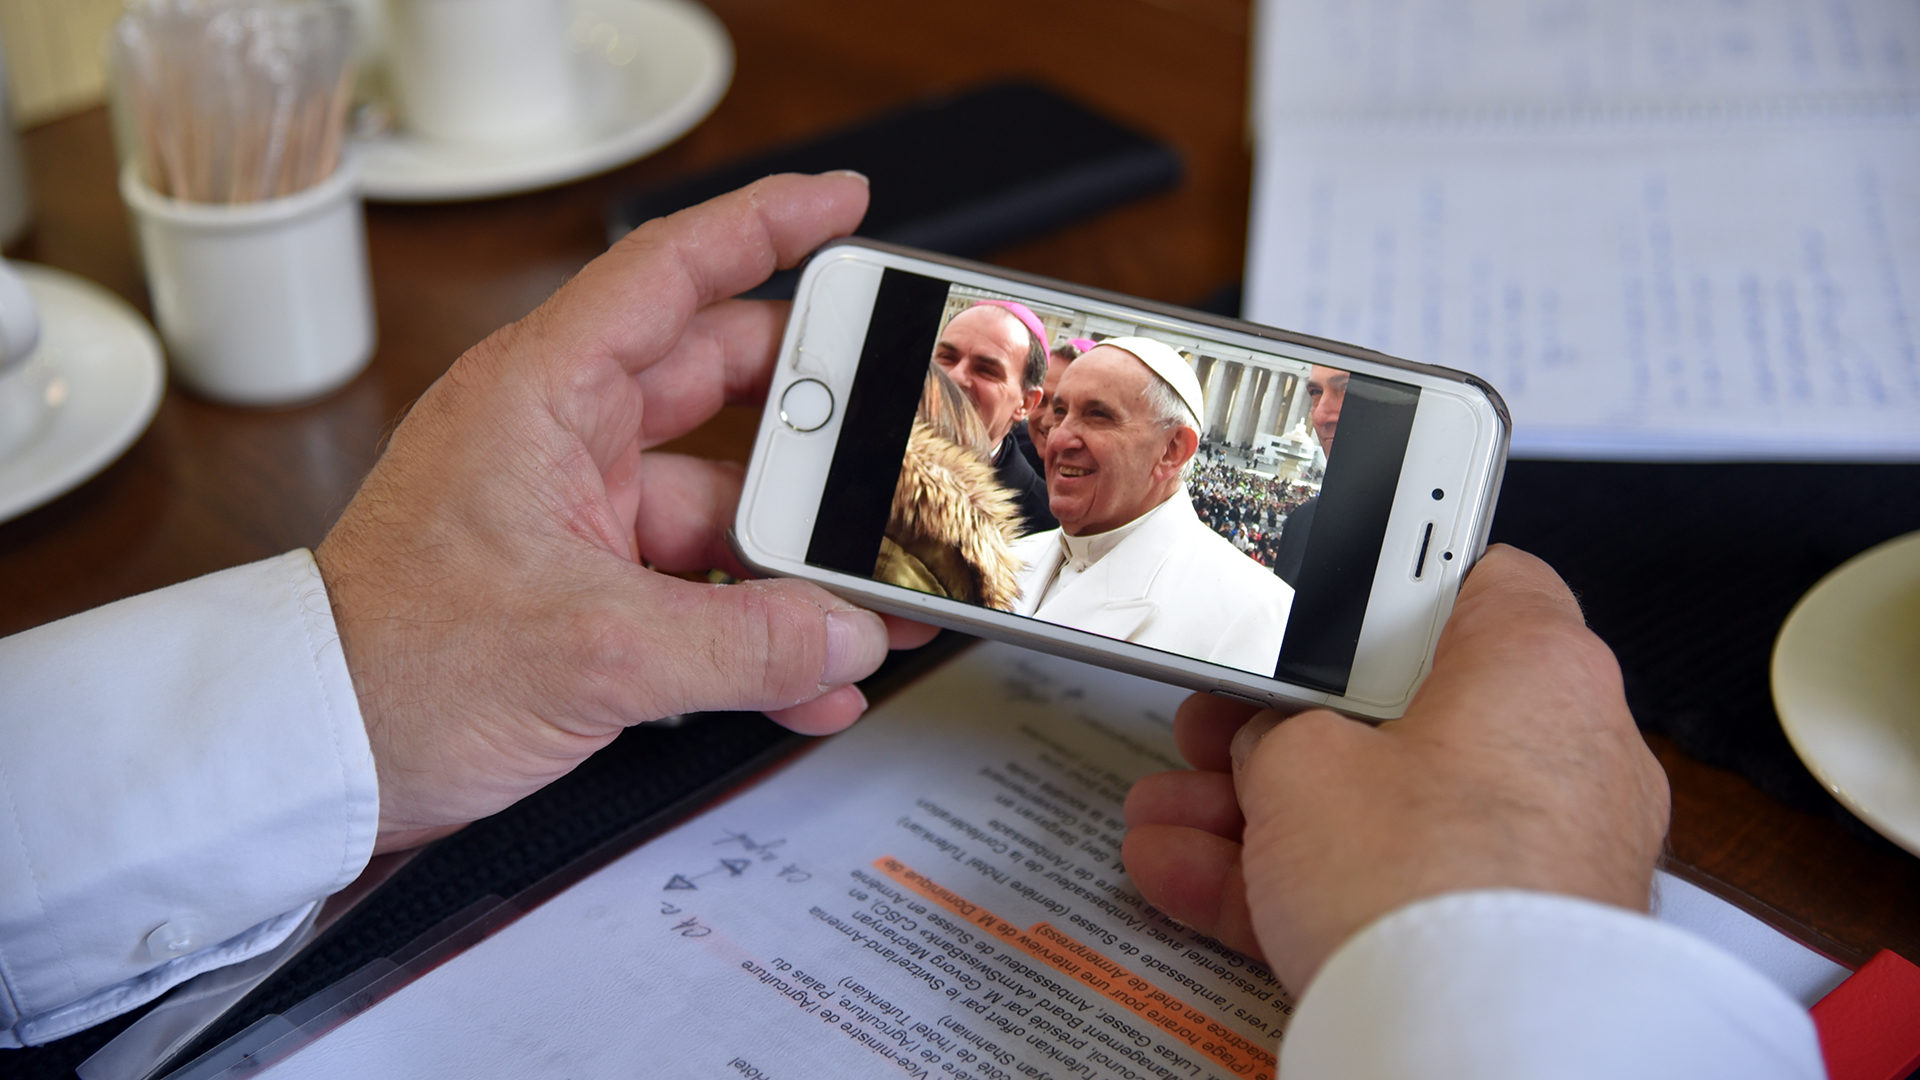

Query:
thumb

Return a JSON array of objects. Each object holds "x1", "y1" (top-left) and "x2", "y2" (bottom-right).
[
  {"x1": 1227, "y1": 707, "x2": 1369, "y2": 843},
  {"x1": 639, "y1": 576, "x2": 889, "y2": 719},
  {"x1": 1227, "y1": 709, "x2": 1284, "y2": 800}
]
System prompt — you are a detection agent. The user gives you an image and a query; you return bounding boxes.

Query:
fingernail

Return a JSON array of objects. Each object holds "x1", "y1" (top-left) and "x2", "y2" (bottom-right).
[
  {"x1": 825, "y1": 168, "x2": 869, "y2": 185},
  {"x1": 822, "y1": 608, "x2": 885, "y2": 687},
  {"x1": 1230, "y1": 713, "x2": 1281, "y2": 771}
]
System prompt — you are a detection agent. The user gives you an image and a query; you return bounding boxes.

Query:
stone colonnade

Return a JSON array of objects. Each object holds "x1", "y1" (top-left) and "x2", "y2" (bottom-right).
[{"x1": 1187, "y1": 355, "x2": 1310, "y2": 446}]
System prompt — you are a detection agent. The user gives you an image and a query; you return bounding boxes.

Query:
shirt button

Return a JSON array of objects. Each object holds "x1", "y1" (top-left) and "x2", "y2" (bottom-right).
[{"x1": 145, "y1": 917, "x2": 208, "y2": 961}]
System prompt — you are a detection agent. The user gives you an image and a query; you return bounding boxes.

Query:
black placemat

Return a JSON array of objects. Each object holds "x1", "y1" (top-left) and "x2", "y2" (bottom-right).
[{"x1": 1490, "y1": 459, "x2": 1920, "y2": 842}]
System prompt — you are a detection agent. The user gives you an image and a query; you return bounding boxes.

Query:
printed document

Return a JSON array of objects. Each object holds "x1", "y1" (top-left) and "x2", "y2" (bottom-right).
[{"x1": 246, "y1": 643, "x2": 1842, "y2": 1079}]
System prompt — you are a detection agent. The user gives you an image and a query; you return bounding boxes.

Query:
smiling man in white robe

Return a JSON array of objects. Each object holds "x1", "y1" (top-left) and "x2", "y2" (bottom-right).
[{"x1": 1010, "y1": 337, "x2": 1294, "y2": 676}]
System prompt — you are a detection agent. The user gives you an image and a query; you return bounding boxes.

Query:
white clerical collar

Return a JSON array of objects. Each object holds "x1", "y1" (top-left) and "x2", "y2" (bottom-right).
[{"x1": 1057, "y1": 489, "x2": 1183, "y2": 572}]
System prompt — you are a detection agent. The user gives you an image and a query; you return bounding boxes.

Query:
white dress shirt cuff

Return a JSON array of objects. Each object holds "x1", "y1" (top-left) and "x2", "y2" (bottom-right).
[
  {"x1": 0, "y1": 551, "x2": 377, "y2": 1047},
  {"x1": 1280, "y1": 889, "x2": 1827, "y2": 1079}
]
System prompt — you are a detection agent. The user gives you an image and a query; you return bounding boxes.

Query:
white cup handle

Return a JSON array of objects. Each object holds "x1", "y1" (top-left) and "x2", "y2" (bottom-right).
[{"x1": 0, "y1": 258, "x2": 41, "y2": 375}]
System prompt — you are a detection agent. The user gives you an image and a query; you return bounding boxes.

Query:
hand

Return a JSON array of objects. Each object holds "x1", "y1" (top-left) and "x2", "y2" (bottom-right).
[
  {"x1": 315, "y1": 173, "x2": 934, "y2": 854},
  {"x1": 1121, "y1": 545, "x2": 1669, "y2": 994}
]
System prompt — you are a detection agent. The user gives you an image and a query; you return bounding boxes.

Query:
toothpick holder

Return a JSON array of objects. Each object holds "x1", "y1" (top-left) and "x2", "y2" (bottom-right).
[{"x1": 120, "y1": 157, "x2": 375, "y2": 406}]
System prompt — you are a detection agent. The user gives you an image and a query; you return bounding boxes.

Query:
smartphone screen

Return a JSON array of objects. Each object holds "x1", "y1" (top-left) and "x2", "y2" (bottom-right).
[{"x1": 799, "y1": 268, "x2": 1427, "y2": 697}]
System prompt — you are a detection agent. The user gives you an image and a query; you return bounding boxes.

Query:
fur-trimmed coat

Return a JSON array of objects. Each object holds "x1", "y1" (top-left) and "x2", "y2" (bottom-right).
[{"x1": 876, "y1": 421, "x2": 1025, "y2": 610}]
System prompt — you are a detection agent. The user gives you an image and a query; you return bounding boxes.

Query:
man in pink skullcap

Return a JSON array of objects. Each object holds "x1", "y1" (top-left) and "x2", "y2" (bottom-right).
[{"x1": 931, "y1": 300, "x2": 1056, "y2": 533}]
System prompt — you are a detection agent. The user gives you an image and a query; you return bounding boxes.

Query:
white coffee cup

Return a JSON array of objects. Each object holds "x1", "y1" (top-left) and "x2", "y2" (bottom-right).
[
  {"x1": 0, "y1": 259, "x2": 39, "y2": 377},
  {"x1": 0, "y1": 258, "x2": 44, "y2": 461},
  {"x1": 120, "y1": 157, "x2": 375, "y2": 406},
  {"x1": 0, "y1": 26, "x2": 30, "y2": 247},
  {"x1": 383, "y1": 0, "x2": 579, "y2": 146}
]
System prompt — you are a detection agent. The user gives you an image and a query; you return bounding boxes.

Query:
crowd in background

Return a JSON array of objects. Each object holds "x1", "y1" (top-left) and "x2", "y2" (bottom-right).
[{"x1": 1189, "y1": 457, "x2": 1314, "y2": 571}]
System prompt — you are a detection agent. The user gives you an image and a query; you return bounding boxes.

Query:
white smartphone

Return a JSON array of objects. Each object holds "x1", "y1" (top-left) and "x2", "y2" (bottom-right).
[{"x1": 732, "y1": 240, "x2": 1509, "y2": 720}]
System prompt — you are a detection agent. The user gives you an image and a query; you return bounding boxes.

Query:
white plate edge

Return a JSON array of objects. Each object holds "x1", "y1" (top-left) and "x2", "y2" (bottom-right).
[
  {"x1": 0, "y1": 265, "x2": 166, "y2": 523},
  {"x1": 1770, "y1": 529, "x2": 1920, "y2": 858},
  {"x1": 355, "y1": 0, "x2": 734, "y2": 202}
]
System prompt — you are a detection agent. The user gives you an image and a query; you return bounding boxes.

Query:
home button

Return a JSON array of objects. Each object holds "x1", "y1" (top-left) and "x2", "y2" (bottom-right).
[{"x1": 779, "y1": 378, "x2": 834, "y2": 432}]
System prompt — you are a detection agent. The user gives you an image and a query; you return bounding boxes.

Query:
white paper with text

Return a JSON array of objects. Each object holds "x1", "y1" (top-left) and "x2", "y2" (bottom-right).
[
  {"x1": 254, "y1": 644, "x2": 1843, "y2": 1079},
  {"x1": 259, "y1": 648, "x2": 1291, "y2": 1080}
]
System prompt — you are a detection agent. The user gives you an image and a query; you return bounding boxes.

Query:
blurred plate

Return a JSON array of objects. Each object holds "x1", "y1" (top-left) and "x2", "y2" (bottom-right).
[
  {"x1": 0, "y1": 264, "x2": 165, "y2": 523},
  {"x1": 353, "y1": 0, "x2": 732, "y2": 202},
  {"x1": 1772, "y1": 530, "x2": 1920, "y2": 857}
]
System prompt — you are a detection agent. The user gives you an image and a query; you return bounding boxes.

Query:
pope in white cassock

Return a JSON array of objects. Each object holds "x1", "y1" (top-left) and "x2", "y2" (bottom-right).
[{"x1": 1010, "y1": 337, "x2": 1294, "y2": 675}]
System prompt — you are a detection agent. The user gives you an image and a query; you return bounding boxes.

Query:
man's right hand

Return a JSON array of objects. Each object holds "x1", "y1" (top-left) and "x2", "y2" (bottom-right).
[{"x1": 1121, "y1": 545, "x2": 1671, "y2": 995}]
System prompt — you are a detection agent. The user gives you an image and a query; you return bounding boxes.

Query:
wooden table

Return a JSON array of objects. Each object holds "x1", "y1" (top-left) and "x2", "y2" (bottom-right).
[{"x1": 4, "y1": 0, "x2": 1916, "y2": 984}]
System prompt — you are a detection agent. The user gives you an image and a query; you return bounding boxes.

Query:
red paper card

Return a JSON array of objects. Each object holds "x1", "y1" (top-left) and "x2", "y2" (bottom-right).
[{"x1": 1813, "y1": 950, "x2": 1920, "y2": 1080}]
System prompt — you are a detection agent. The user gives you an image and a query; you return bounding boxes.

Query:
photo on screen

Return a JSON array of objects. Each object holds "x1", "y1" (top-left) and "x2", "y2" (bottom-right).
[{"x1": 805, "y1": 269, "x2": 1420, "y2": 693}]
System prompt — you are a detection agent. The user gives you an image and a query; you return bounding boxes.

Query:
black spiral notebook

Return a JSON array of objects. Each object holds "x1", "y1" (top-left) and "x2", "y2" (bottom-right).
[{"x1": 605, "y1": 81, "x2": 1184, "y2": 297}]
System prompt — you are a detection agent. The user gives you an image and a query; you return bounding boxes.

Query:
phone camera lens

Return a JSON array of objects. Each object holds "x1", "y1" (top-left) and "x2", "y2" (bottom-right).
[
  {"x1": 1442, "y1": 551, "x2": 1454, "y2": 561},
  {"x1": 1431, "y1": 488, "x2": 1444, "y2": 500}
]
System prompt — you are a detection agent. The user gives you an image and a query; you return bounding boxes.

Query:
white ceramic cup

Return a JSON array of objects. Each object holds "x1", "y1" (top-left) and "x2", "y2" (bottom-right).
[
  {"x1": 0, "y1": 259, "x2": 39, "y2": 378},
  {"x1": 0, "y1": 258, "x2": 44, "y2": 460},
  {"x1": 0, "y1": 27, "x2": 30, "y2": 247},
  {"x1": 120, "y1": 158, "x2": 375, "y2": 406},
  {"x1": 383, "y1": 0, "x2": 579, "y2": 145}
]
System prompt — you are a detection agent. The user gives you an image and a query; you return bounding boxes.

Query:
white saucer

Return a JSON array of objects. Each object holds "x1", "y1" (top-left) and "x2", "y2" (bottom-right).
[
  {"x1": 1772, "y1": 530, "x2": 1920, "y2": 857},
  {"x1": 0, "y1": 264, "x2": 165, "y2": 523},
  {"x1": 354, "y1": 0, "x2": 733, "y2": 202}
]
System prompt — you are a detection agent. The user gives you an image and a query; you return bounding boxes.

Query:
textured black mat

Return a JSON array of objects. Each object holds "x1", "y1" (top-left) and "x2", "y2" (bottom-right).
[{"x1": 1490, "y1": 459, "x2": 1920, "y2": 837}]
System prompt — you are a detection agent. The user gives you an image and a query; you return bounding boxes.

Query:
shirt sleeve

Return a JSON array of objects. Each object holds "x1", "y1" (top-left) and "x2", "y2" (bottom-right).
[
  {"x1": 0, "y1": 551, "x2": 377, "y2": 1047},
  {"x1": 1279, "y1": 889, "x2": 1828, "y2": 1079}
]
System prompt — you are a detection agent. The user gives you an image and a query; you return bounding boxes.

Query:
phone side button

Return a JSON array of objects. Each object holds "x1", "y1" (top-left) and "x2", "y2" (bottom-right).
[
  {"x1": 1211, "y1": 687, "x2": 1332, "y2": 712},
  {"x1": 779, "y1": 378, "x2": 835, "y2": 432},
  {"x1": 1212, "y1": 688, "x2": 1273, "y2": 709}
]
